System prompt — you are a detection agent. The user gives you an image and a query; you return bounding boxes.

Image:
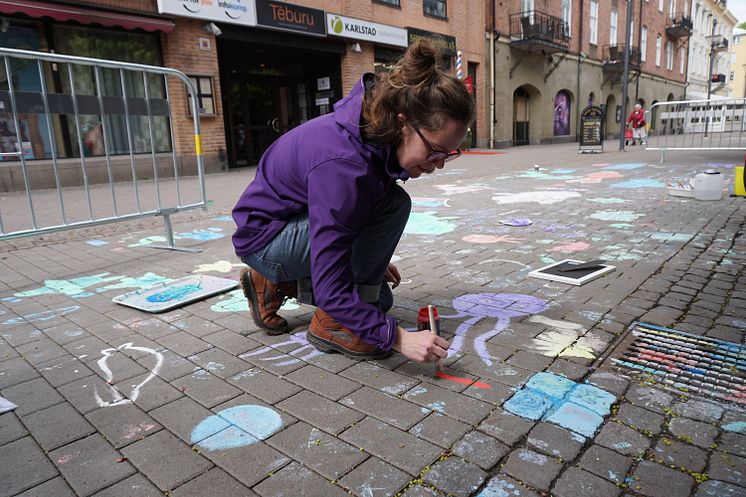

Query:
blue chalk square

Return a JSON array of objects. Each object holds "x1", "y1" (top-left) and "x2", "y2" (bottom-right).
[
  {"x1": 503, "y1": 389, "x2": 554, "y2": 420},
  {"x1": 525, "y1": 372, "x2": 575, "y2": 400},
  {"x1": 568, "y1": 384, "x2": 617, "y2": 416},
  {"x1": 545, "y1": 401, "x2": 604, "y2": 438}
]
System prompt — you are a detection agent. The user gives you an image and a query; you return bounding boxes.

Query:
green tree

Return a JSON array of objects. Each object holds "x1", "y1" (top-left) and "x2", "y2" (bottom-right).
[{"x1": 738, "y1": 21, "x2": 746, "y2": 30}]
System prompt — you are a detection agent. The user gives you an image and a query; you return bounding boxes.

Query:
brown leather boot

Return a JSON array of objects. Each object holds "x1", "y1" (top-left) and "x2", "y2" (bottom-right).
[
  {"x1": 307, "y1": 309, "x2": 391, "y2": 360},
  {"x1": 240, "y1": 269, "x2": 294, "y2": 335}
]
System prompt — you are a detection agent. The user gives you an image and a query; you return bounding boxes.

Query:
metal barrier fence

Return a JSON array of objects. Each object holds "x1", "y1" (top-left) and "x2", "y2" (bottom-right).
[
  {"x1": 0, "y1": 47, "x2": 207, "y2": 251},
  {"x1": 646, "y1": 98, "x2": 746, "y2": 162}
]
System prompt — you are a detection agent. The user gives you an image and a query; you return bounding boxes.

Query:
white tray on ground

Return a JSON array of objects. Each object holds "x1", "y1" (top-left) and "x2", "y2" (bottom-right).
[
  {"x1": 528, "y1": 259, "x2": 616, "y2": 286},
  {"x1": 112, "y1": 275, "x2": 238, "y2": 313}
]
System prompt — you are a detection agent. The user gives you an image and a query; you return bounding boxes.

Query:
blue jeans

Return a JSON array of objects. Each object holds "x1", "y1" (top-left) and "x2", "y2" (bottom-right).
[{"x1": 240, "y1": 184, "x2": 411, "y2": 312}]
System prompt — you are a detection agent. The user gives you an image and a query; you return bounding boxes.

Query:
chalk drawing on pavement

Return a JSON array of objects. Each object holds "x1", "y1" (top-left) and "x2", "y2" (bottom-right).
[
  {"x1": 1, "y1": 306, "x2": 80, "y2": 326},
  {"x1": 404, "y1": 212, "x2": 457, "y2": 235},
  {"x1": 94, "y1": 343, "x2": 164, "y2": 408},
  {"x1": 492, "y1": 191, "x2": 582, "y2": 205},
  {"x1": 210, "y1": 289, "x2": 300, "y2": 313},
  {"x1": 239, "y1": 332, "x2": 323, "y2": 367},
  {"x1": 191, "y1": 404, "x2": 283, "y2": 450},
  {"x1": 193, "y1": 261, "x2": 244, "y2": 273}
]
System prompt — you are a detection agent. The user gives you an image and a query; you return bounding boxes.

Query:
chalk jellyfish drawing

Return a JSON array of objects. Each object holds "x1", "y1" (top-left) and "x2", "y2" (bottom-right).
[
  {"x1": 94, "y1": 343, "x2": 164, "y2": 407},
  {"x1": 442, "y1": 293, "x2": 548, "y2": 366},
  {"x1": 239, "y1": 332, "x2": 323, "y2": 367}
]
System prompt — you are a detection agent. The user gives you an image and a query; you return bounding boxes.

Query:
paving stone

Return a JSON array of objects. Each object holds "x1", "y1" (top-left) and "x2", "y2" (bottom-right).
[
  {"x1": 227, "y1": 367, "x2": 302, "y2": 405},
  {"x1": 266, "y1": 421, "x2": 367, "y2": 481},
  {"x1": 552, "y1": 467, "x2": 621, "y2": 497},
  {"x1": 668, "y1": 417, "x2": 718, "y2": 448},
  {"x1": 719, "y1": 423, "x2": 746, "y2": 455},
  {"x1": 450, "y1": 355, "x2": 534, "y2": 387},
  {"x1": 526, "y1": 422, "x2": 585, "y2": 461},
  {"x1": 254, "y1": 461, "x2": 348, "y2": 497},
  {"x1": 546, "y1": 358, "x2": 589, "y2": 381},
  {"x1": 170, "y1": 468, "x2": 255, "y2": 497},
  {"x1": 340, "y1": 361, "x2": 420, "y2": 395},
  {"x1": 142, "y1": 350, "x2": 198, "y2": 382},
  {"x1": 578, "y1": 444, "x2": 633, "y2": 484},
  {"x1": 0, "y1": 357, "x2": 40, "y2": 390},
  {"x1": 14, "y1": 477, "x2": 75, "y2": 497},
  {"x1": 339, "y1": 457, "x2": 410, "y2": 497},
  {"x1": 56, "y1": 374, "x2": 114, "y2": 414},
  {"x1": 285, "y1": 363, "x2": 361, "y2": 400},
  {"x1": 155, "y1": 333, "x2": 211, "y2": 357},
  {"x1": 630, "y1": 460, "x2": 693, "y2": 497},
  {"x1": 17, "y1": 338, "x2": 69, "y2": 366},
  {"x1": 49, "y1": 434, "x2": 136, "y2": 497},
  {"x1": 478, "y1": 408, "x2": 534, "y2": 445},
  {"x1": 0, "y1": 412, "x2": 27, "y2": 446},
  {"x1": 340, "y1": 386, "x2": 429, "y2": 430},
  {"x1": 452, "y1": 430, "x2": 509, "y2": 470},
  {"x1": 651, "y1": 437, "x2": 707, "y2": 472},
  {"x1": 276, "y1": 390, "x2": 364, "y2": 435},
  {"x1": 149, "y1": 396, "x2": 225, "y2": 444},
  {"x1": 596, "y1": 421, "x2": 650, "y2": 456},
  {"x1": 501, "y1": 448, "x2": 562, "y2": 491},
  {"x1": 402, "y1": 382, "x2": 492, "y2": 425},
  {"x1": 708, "y1": 451, "x2": 746, "y2": 486},
  {"x1": 85, "y1": 403, "x2": 161, "y2": 449},
  {"x1": 625, "y1": 384, "x2": 674, "y2": 414},
  {"x1": 475, "y1": 474, "x2": 540, "y2": 497},
  {"x1": 171, "y1": 369, "x2": 240, "y2": 408},
  {"x1": 112, "y1": 371, "x2": 184, "y2": 412},
  {"x1": 614, "y1": 403, "x2": 665, "y2": 435},
  {"x1": 0, "y1": 436, "x2": 59, "y2": 497},
  {"x1": 187, "y1": 348, "x2": 250, "y2": 379},
  {"x1": 120, "y1": 430, "x2": 212, "y2": 491},
  {"x1": 422, "y1": 456, "x2": 486, "y2": 497},
  {"x1": 506, "y1": 349, "x2": 553, "y2": 371},
  {"x1": 409, "y1": 412, "x2": 471, "y2": 448},
  {"x1": 199, "y1": 439, "x2": 289, "y2": 488},
  {"x1": 22, "y1": 402, "x2": 96, "y2": 451},
  {"x1": 38, "y1": 355, "x2": 93, "y2": 388},
  {"x1": 0, "y1": 377, "x2": 63, "y2": 417},
  {"x1": 400, "y1": 485, "x2": 438, "y2": 497},
  {"x1": 339, "y1": 417, "x2": 441, "y2": 476},
  {"x1": 693, "y1": 479, "x2": 746, "y2": 497},
  {"x1": 90, "y1": 474, "x2": 162, "y2": 497}
]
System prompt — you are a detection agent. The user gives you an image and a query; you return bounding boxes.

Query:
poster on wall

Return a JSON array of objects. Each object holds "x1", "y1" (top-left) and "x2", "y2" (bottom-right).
[{"x1": 553, "y1": 91, "x2": 570, "y2": 136}]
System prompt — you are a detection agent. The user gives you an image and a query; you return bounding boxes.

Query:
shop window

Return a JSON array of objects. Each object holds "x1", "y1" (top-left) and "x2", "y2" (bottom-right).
[
  {"x1": 373, "y1": 0, "x2": 400, "y2": 6},
  {"x1": 424, "y1": 0, "x2": 446, "y2": 18},
  {"x1": 374, "y1": 46, "x2": 405, "y2": 74},
  {"x1": 187, "y1": 76, "x2": 216, "y2": 116}
]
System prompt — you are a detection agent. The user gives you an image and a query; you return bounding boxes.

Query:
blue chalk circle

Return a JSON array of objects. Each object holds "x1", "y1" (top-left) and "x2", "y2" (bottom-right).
[
  {"x1": 525, "y1": 372, "x2": 575, "y2": 400},
  {"x1": 503, "y1": 389, "x2": 553, "y2": 420},
  {"x1": 191, "y1": 405, "x2": 283, "y2": 451},
  {"x1": 545, "y1": 402, "x2": 601, "y2": 438},
  {"x1": 568, "y1": 384, "x2": 616, "y2": 416}
]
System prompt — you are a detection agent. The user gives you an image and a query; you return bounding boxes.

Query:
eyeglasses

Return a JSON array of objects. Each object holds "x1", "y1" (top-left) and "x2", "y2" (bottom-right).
[{"x1": 411, "y1": 125, "x2": 462, "y2": 163}]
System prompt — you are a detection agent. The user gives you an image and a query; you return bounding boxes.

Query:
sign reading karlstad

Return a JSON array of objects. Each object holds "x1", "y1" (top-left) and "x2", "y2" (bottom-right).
[
  {"x1": 326, "y1": 14, "x2": 407, "y2": 47},
  {"x1": 157, "y1": 0, "x2": 257, "y2": 27}
]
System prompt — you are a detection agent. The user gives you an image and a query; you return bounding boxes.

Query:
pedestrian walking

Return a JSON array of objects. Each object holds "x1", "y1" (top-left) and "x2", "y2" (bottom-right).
[
  {"x1": 626, "y1": 103, "x2": 647, "y2": 146},
  {"x1": 231, "y1": 40, "x2": 475, "y2": 363}
]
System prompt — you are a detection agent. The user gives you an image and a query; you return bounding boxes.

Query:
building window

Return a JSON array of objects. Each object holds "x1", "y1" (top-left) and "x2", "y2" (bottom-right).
[
  {"x1": 561, "y1": 0, "x2": 571, "y2": 36},
  {"x1": 373, "y1": 0, "x2": 400, "y2": 6},
  {"x1": 610, "y1": 10, "x2": 618, "y2": 45},
  {"x1": 666, "y1": 41, "x2": 673, "y2": 70},
  {"x1": 655, "y1": 34, "x2": 662, "y2": 66},
  {"x1": 679, "y1": 46, "x2": 685, "y2": 74},
  {"x1": 521, "y1": 0, "x2": 534, "y2": 14},
  {"x1": 590, "y1": 0, "x2": 599, "y2": 45},
  {"x1": 641, "y1": 26, "x2": 648, "y2": 62},
  {"x1": 736, "y1": 36, "x2": 742, "y2": 45},
  {"x1": 669, "y1": 0, "x2": 676, "y2": 18},
  {"x1": 423, "y1": 0, "x2": 446, "y2": 18},
  {"x1": 658, "y1": 0, "x2": 664, "y2": 11},
  {"x1": 187, "y1": 76, "x2": 215, "y2": 115}
]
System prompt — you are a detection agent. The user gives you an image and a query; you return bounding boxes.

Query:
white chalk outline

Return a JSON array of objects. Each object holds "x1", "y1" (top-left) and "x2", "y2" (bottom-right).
[{"x1": 94, "y1": 342, "x2": 163, "y2": 407}]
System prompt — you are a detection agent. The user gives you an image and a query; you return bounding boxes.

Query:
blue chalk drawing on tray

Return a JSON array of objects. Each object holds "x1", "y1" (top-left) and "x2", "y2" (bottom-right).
[
  {"x1": 145, "y1": 284, "x2": 202, "y2": 303},
  {"x1": 504, "y1": 372, "x2": 616, "y2": 438},
  {"x1": 191, "y1": 404, "x2": 283, "y2": 451}
]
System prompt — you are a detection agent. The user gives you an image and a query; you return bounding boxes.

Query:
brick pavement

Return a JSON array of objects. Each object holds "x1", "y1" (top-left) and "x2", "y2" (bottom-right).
[{"x1": 1, "y1": 143, "x2": 745, "y2": 497}]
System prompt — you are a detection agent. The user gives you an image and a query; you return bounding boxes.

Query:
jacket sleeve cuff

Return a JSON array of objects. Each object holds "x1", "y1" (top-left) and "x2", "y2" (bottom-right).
[{"x1": 379, "y1": 315, "x2": 398, "y2": 351}]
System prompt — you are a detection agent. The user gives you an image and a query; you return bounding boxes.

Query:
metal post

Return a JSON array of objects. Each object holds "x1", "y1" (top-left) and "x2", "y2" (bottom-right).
[
  {"x1": 93, "y1": 65, "x2": 119, "y2": 217},
  {"x1": 705, "y1": 46, "x2": 714, "y2": 138},
  {"x1": 619, "y1": 0, "x2": 634, "y2": 151}
]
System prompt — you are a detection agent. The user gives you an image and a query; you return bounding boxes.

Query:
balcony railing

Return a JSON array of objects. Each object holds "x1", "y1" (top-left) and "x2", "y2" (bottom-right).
[
  {"x1": 603, "y1": 44, "x2": 641, "y2": 69},
  {"x1": 509, "y1": 11, "x2": 570, "y2": 52},
  {"x1": 666, "y1": 12, "x2": 693, "y2": 38}
]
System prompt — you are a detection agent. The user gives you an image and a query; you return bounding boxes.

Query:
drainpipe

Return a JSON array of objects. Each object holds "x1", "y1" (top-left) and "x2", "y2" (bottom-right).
[
  {"x1": 635, "y1": 0, "x2": 643, "y2": 101},
  {"x1": 489, "y1": 0, "x2": 496, "y2": 148},
  {"x1": 576, "y1": 0, "x2": 585, "y2": 142}
]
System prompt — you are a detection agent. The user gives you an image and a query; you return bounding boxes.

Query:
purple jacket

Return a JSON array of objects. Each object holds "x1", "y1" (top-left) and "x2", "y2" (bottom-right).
[{"x1": 232, "y1": 75, "x2": 408, "y2": 350}]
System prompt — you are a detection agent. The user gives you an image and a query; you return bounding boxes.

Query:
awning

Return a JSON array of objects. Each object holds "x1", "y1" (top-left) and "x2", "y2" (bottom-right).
[{"x1": 0, "y1": 0, "x2": 175, "y2": 33}]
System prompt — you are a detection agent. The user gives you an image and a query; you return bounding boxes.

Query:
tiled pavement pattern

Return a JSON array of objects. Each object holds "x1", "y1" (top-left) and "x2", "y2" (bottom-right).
[{"x1": 1, "y1": 143, "x2": 745, "y2": 497}]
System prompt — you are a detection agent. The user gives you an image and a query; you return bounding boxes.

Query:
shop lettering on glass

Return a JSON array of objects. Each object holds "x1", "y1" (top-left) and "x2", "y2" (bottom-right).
[{"x1": 256, "y1": 0, "x2": 325, "y2": 35}]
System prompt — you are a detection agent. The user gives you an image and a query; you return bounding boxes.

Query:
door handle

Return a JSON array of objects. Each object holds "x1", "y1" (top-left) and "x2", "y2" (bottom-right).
[{"x1": 270, "y1": 117, "x2": 280, "y2": 133}]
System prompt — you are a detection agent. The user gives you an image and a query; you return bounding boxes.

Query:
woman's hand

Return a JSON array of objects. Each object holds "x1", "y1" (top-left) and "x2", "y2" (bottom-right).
[
  {"x1": 393, "y1": 326, "x2": 449, "y2": 363},
  {"x1": 384, "y1": 263, "x2": 402, "y2": 289}
]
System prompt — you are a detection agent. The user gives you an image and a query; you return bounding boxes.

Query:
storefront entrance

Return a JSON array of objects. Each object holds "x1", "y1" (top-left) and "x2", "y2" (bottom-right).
[
  {"x1": 225, "y1": 76, "x2": 303, "y2": 166},
  {"x1": 218, "y1": 28, "x2": 342, "y2": 167}
]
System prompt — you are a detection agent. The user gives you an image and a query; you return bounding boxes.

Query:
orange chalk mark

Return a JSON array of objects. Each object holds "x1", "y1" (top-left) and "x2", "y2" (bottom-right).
[{"x1": 435, "y1": 370, "x2": 492, "y2": 389}]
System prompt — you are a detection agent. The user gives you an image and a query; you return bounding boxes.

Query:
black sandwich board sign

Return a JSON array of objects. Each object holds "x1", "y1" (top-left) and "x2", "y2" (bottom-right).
[{"x1": 579, "y1": 105, "x2": 604, "y2": 154}]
